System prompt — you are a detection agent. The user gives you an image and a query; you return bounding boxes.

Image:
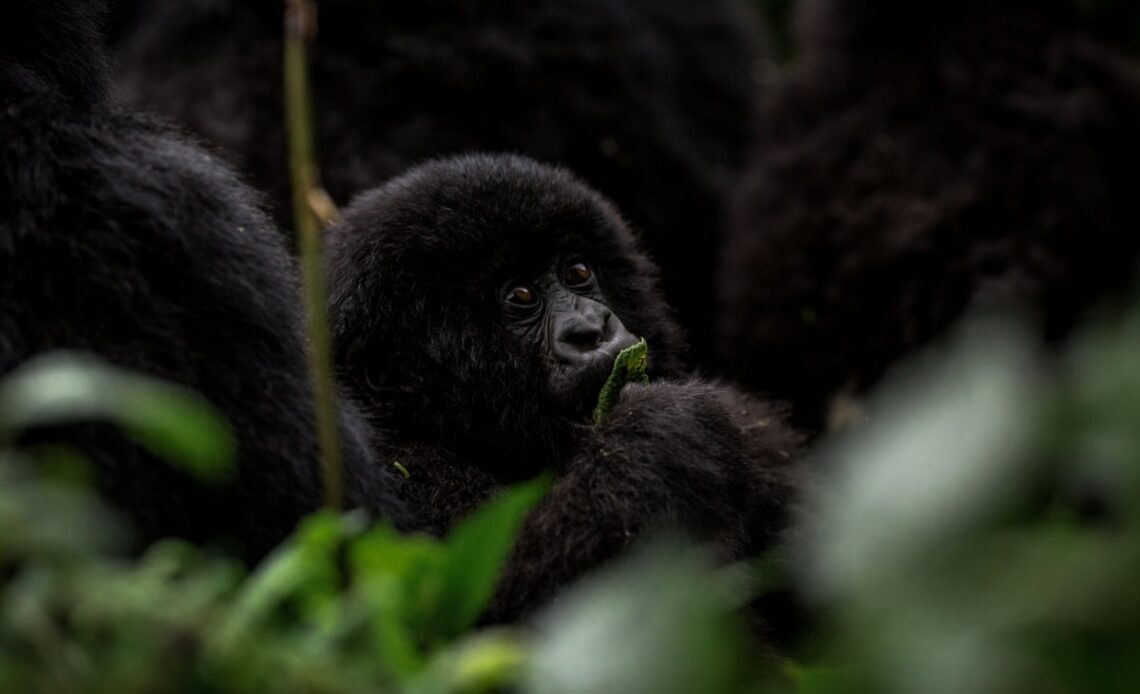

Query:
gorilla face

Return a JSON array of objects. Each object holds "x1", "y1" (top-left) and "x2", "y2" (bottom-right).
[
  {"x1": 499, "y1": 255, "x2": 639, "y2": 418},
  {"x1": 328, "y1": 153, "x2": 686, "y2": 467}
]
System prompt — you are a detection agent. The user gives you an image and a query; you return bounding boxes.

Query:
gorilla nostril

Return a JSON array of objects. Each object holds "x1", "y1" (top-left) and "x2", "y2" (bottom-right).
[
  {"x1": 551, "y1": 300, "x2": 637, "y2": 362},
  {"x1": 558, "y1": 320, "x2": 606, "y2": 352}
]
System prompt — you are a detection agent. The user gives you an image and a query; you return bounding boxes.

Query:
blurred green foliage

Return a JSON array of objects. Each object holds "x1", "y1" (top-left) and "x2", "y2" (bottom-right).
[
  {"x1": 4, "y1": 287, "x2": 1140, "y2": 691},
  {"x1": 0, "y1": 355, "x2": 753, "y2": 693},
  {"x1": 0, "y1": 451, "x2": 554, "y2": 693},
  {"x1": 0, "y1": 352, "x2": 235, "y2": 481},
  {"x1": 800, "y1": 305, "x2": 1140, "y2": 694}
]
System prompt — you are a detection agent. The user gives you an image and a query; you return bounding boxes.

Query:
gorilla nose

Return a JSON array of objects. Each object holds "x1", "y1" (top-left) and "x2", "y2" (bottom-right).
[{"x1": 552, "y1": 299, "x2": 638, "y2": 363}]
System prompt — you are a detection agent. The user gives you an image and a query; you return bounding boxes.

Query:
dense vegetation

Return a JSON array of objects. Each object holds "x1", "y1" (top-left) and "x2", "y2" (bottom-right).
[{"x1": 4, "y1": 288, "x2": 1140, "y2": 691}]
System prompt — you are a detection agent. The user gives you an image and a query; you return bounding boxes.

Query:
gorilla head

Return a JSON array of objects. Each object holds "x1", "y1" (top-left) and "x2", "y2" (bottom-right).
[{"x1": 328, "y1": 154, "x2": 686, "y2": 477}]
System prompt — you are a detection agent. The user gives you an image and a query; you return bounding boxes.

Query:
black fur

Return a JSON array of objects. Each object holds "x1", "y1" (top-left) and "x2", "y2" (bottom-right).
[
  {"x1": 328, "y1": 154, "x2": 803, "y2": 623},
  {"x1": 1, "y1": 0, "x2": 403, "y2": 561},
  {"x1": 718, "y1": 0, "x2": 1140, "y2": 430},
  {"x1": 114, "y1": 0, "x2": 768, "y2": 362},
  {"x1": 2, "y1": 0, "x2": 109, "y2": 105}
]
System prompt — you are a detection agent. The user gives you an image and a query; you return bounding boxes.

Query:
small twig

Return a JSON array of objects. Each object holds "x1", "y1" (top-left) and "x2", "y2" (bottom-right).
[
  {"x1": 306, "y1": 186, "x2": 341, "y2": 226},
  {"x1": 284, "y1": 0, "x2": 343, "y2": 509}
]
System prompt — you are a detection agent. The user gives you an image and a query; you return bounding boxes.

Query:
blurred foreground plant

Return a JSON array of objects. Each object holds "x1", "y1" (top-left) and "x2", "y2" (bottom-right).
[
  {"x1": 798, "y1": 306, "x2": 1140, "y2": 694},
  {"x1": 0, "y1": 353, "x2": 758, "y2": 693},
  {"x1": 7, "y1": 285, "x2": 1140, "y2": 693}
]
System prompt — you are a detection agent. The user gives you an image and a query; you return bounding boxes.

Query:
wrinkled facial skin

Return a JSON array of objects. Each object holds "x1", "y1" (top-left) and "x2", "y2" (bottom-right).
[{"x1": 499, "y1": 255, "x2": 639, "y2": 418}]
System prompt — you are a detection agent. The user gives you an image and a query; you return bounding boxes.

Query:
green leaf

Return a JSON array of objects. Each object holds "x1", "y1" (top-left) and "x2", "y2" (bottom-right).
[
  {"x1": 524, "y1": 537, "x2": 748, "y2": 694},
  {"x1": 784, "y1": 662, "x2": 857, "y2": 694},
  {"x1": 412, "y1": 631, "x2": 528, "y2": 694},
  {"x1": 209, "y1": 512, "x2": 360, "y2": 655},
  {"x1": 431, "y1": 475, "x2": 553, "y2": 641},
  {"x1": 806, "y1": 322, "x2": 1042, "y2": 602},
  {"x1": 0, "y1": 352, "x2": 235, "y2": 482},
  {"x1": 351, "y1": 525, "x2": 447, "y2": 678},
  {"x1": 592, "y1": 338, "x2": 649, "y2": 426},
  {"x1": 0, "y1": 456, "x2": 127, "y2": 559},
  {"x1": 347, "y1": 477, "x2": 549, "y2": 682}
]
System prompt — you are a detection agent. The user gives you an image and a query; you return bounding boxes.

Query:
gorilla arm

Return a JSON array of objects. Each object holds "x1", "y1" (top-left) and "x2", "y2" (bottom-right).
[{"x1": 484, "y1": 381, "x2": 803, "y2": 623}]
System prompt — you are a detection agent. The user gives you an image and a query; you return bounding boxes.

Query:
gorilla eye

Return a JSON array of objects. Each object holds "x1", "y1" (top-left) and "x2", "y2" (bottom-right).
[
  {"x1": 564, "y1": 261, "x2": 593, "y2": 287},
  {"x1": 505, "y1": 284, "x2": 538, "y2": 306}
]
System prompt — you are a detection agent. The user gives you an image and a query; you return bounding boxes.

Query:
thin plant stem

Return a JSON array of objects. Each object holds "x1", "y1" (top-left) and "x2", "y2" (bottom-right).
[{"x1": 284, "y1": 0, "x2": 343, "y2": 510}]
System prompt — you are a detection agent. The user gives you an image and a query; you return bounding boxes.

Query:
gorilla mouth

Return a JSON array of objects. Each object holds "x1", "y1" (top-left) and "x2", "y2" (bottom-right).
[{"x1": 550, "y1": 344, "x2": 646, "y2": 423}]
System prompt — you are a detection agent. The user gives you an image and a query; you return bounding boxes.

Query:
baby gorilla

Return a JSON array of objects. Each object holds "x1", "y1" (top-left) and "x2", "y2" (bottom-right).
[{"x1": 328, "y1": 154, "x2": 803, "y2": 624}]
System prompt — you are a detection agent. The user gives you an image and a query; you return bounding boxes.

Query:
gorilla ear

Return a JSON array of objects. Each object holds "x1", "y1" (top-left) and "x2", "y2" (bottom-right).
[
  {"x1": 344, "y1": 337, "x2": 365, "y2": 366},
  {"x1": 363, "y1": 362, "x2": 388, "y2": 393},
  {"x1": 344, "y1": 337, "x2": 387, "y2": 393}
]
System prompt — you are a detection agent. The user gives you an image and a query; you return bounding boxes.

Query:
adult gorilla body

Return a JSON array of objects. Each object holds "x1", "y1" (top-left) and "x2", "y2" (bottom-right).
[
  {"x1": 328, "y1": 154, "x2": 803, "y2": 624},
  {"x1": 718, "y1": 0, "x2": 1140, "y2": 430},
  {"x1": 114, "y1": 0, "x2": 767, "y2": 362},
  {"x1": 1, "y1": 0, "x2": 403, "y2": 561}
]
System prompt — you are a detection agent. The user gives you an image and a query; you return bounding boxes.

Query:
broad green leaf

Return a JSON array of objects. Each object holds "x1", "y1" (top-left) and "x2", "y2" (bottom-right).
[
  {"x1": 806, "y1": 322, "x2": 1042, "y2": 602},
  {"x1": 0, "y1": 456, "x2": 127, "y2": 559},
  {"x1": 430, "y1": 475, "x2": 552, "y2": 641},
  {"x1": 209, "y1": 512, "x2": 359, "y2": 655},
  {"x1": 411, "y1": 631, "x2": 527, "y2": 694},
  {"x1": 351, "y1": 525, "x2": 447, "y2": 678},
  {"x1": 0, "y1": 352, "x2": 235, "y2": 481},
  {"x1": 785, "y1": 662, "x2": 857, "y2": 694},
  {"x1": 592, "y1": 338, "x2": 649, "y2": 426},
  {"x1": 525, "y1": 537, "x2": 747, "y2": 694}
]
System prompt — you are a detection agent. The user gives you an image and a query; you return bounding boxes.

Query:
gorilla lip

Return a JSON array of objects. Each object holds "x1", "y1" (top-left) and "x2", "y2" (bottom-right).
[
  {"x1": 557, "y1": 338, "x2": 650, "y2": 424},
  {"x1": 555, "y1": 356, "x2": 619, "y2": 421}
]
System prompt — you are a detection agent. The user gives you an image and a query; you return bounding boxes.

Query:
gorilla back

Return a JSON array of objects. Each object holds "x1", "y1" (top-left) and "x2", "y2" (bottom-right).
[
  {"x1": 1, "y1": 0, "x2": 401, "y2": 560},
  {"x1": 115, "y1": 0, "x2": 768, "y2": 362},
  {"x1": 719, "y1": 0, "x2": 1140, "y2": 430}
]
